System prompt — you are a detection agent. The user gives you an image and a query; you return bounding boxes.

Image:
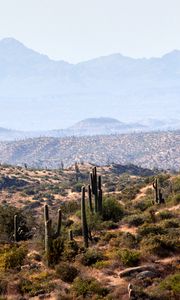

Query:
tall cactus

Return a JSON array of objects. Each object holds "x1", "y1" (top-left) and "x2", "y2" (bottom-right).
[
  {"x1": 81, "y1": 186, "x2": 89, "y2": 248},
  {"x1": 153, "y1": 179, "x2": 159, "y2": 203},
  {"x1": 69, "y1": 229, "x2": 73, "y2": 241},
  {"x1": 88, "y1": 184, "x2": 93, "y2": 213},
  {"x1": 44, "y1": 204, "x2": 62, "y2": 263},
  {"x1": 14, "y1": 215, "x2": 18, "y2": 242},
  {"x1": 44, "y1": 205, "x2": 52, "y2": 258},
  {"x1": 90, "y1": 167, "x2": 103, "y2": 214},
  {"x1": 158, "y1": 188, "x2": 165, "y2": 204},
  {"x1": 56, "y1": 209, "x2": 62, "y2": 237},
  {"x1": 90, "y1": 167, "x2": 98, "y2": 212},
  {"x1": 153, "y1": 179, "x2": 165, "y2": 204}
]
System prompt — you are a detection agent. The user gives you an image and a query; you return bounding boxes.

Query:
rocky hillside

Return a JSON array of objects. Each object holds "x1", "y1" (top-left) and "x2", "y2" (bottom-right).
[
  {"x1": 0, "y1": 163, "x2": 179, "y2": 299},
  {"x1": 0, "y1": 131, "x2": 179, "y2": 170}
]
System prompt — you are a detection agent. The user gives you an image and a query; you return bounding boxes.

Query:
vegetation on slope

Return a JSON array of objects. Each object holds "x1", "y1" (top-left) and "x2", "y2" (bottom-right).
[{"x1": 0, "y1": 163, "x2": 179, "y2": 299}]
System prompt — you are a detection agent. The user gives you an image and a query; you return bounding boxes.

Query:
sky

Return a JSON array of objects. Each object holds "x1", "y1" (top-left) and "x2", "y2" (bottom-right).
[{"x1": 0, "y1": 0, "x2": 179, "y2": 63}]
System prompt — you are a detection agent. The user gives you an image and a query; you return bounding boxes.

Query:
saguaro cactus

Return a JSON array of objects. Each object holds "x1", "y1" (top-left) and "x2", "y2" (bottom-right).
[
  {"x1": 88, "y1": 184, "x2": 93, "y2": 213},
  {"x1": 81, "y1": 186, "x2": 89, "y2": 248},
  {"x1": 56, "y1": 209, "x2": 62, "y2": 237},
  {"x1": 158, "y1": 188, "x2": 165, "y2": 204},
  {"x1": 153, "y1": 179, "x2": 165, "y2": 204},
  {"x1": 90, "y1": 167, "x2": 103, "y2": 214},
  {"x1": 14, "y1": 215, "x2": 18, "y2": 242},
  {"x1": 90, "y1": 167, "x2": 98, "y2": 212},
  {"x1": 44, "y1": 205, "x2": 52, "y2": 257},
  {"x1": 69, "y1": 229, "x2": 73, "y2": 241},
  {"x1": 153, "y1": 179, "x2": 159, "y2": 203},
  {"x1": 44, "y1": 204, "x2": 62, "y2": 263}
]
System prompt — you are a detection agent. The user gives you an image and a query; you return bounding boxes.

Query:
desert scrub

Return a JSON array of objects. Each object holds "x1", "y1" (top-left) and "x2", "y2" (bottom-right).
[
  {"x1": 115, "y1": 248, "x2": 140, "y2": 267},
  {"x1": 109, "y1": 232, "x2": 137, "y2": 249},
  {"x1": 45, "y1": 237, "x2": 64, "y2": 266},
  {"x1": 123, "y1": 214, "x2": 146, "y2": 227},
  {"x1": 62, "y1": 240, "x2": 79, "y2": 261},
  {"x1": 19, "y1": 277, "x2": 55, "y2": 297},
  {"x1": 102, "y1": 197, "x2": 124, "y2": 222},
  {"x1": 72, "y1": 276, "x2": 109, "y2": 298},
  {"x1": 159, "y1": 218, "x2": 180, "y2": 229},
  {"x1": 140, "y1": 234, "x2": 180, "y2": 257},
  {"x1": 93, "y1": 260, "x2": 111, "y2": 269},
  {"x1": 0, "y1": 278, "x2": 8, "y2": 295},
  {"x1": 159, "y1": 273, "x2": 180, "y2": 296},
  {"x1": 102, "y1": 232, "x2": 118, "y2": 242},
  {"x1": 137, "y1": 224, "x2": 166, "y2": 239},
  {"x1": 158, "y1": 210, "x2": 175, "y2": 220},
  {"x1": 80, "y1": 249, "x2": 104, "y2": 266},
  {"x1": 0, "y1": 244, "x2": 27, "y2": 270},
  {"x1": 55, "y1": 262, "x2": 78, "y2": 283},
  {"x1": 102, "y1": 220, "x2": 119, "y2": 230}
]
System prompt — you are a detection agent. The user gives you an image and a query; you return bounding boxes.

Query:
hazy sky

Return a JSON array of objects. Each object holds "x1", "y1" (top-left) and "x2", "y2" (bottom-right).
[{"x1": 0, "y1": 0, "x2": 179, "y2": 62}]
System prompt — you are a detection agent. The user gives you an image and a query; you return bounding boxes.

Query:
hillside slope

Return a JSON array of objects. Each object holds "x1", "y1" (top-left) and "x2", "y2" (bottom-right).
[
  {"x1": 0, "y1": 164, "x2": 179, "y2": 299},
  {"x1": 0, "y1": 131, "x2": 179, "y2": 170}
]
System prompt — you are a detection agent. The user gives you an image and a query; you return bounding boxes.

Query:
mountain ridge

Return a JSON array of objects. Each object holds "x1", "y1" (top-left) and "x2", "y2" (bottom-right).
[{"x1": 0, "y1": 38, "x2": 179, "y2": 130}]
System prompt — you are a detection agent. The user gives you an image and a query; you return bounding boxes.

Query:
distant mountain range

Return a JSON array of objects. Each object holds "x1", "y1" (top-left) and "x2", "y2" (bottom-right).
[
  {"x1": 0, "y1": 38, "x2": 179, "y2": 131},
  {"x1": 0, "y1": 117, "x2": 180, "y2": 141}
]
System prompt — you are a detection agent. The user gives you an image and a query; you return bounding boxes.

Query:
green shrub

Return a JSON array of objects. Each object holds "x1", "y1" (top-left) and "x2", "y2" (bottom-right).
[
  {"x1": 140, "y1": 234, "x2": 180, "y2": 257},
  {"x1": 137, "y1": 224, "x2": 166, "y2": 239},
  {"x1": 172, "y1": 193, "x2": 180, "y2": 205},
  {"x1": 81, "y1": 249, "x2": 104, "y2": 266},
  {"x1": 133, "y1": 200, "x2": 152, "y2": 212},
  {"x1": 19, "y1": 277, "x2": 54, "y2": 297},
  {"x1": 46, "y1": 237, "x2": 64, "y2": 265},
  {"x1": 124, "y1": 214, "x2": 145, "y2": 227},
  {"x1": 158, "y1": 210, "x2": 174, "y2": 220},
  {"x1": 115, "y1": 248, "x2": 140, "y2": 267},
  {"x1": 94, "y1": 260, "x2": 111, "y2": 269},
  {"x1": 102, "y1": 232, "x2": 118, "y2": 242},
  {"x1": 0, "y1": 245, "x2": 27, "y2": 270},
  {"x1": 0, "y1": 279, "x2": 7, "y2": 295},
  {"x1": 63, "y1": 240, "x2": 79, "y2": 261},
  {"x1": 160, "y1": 218, "x2": 180, "y2": 229},
  {"x1": 172, "y1": 177, "x2": 180, "y2": 193},
  {"x1": 160, "y1": 273, "x2": 180, "y2": 295},
  {"x1": 72, "y1": 277, "x2": 109, "y2": 297},
  {"x1": 56, "y1": 262, "x2": 78, "y2": 283},
  {"x1": 102, "y1": 197, "x2": 124, "y2": 222},
  {"x1": 120, "y1": 232, "x2": 137, "y2": 249},
  {"x1": 102, "y1": 220, "x2": 119, "y2": 230}
]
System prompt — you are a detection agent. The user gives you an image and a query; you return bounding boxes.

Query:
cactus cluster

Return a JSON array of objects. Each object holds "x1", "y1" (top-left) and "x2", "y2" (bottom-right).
[
  {"x1": 81, "y1": 167, "x2": 103, "y2": 248},
  {"x1": 89, "y1": 167, "x2": 103, "y2": 214},
  {"x1": 153, "y1": 178, "x2": 165, "y2": 204},
  {"x1": 44, "y1": 204, "x2": 62, "y2": 261}
]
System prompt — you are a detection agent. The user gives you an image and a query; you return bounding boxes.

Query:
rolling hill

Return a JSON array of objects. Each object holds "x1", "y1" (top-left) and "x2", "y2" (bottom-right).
[{"x1": 0, "y1": 131, "x2": 179, "y2": 170}]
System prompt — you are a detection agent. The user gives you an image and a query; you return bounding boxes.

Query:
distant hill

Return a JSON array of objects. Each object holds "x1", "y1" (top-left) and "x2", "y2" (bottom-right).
[
  {"x1": 0, "y1": 38, "x2": 180, "y2": 130},
  {"x1": 0, "y1": 117, "x2": 180, "y2": 141},
  {"x1": 0, "y1": 131, "x2": 179, "y2": 170}
]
